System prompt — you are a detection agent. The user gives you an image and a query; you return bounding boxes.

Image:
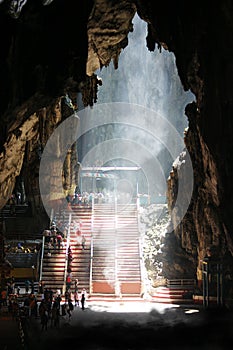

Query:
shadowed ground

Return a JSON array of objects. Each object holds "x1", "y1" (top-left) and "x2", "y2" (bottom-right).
[
  {"x1": 29, "y1": 301, "x2": 233, "y2": 350},
  {"x1": 1, "y1": 301, "x2": 233, "y2": 349}
]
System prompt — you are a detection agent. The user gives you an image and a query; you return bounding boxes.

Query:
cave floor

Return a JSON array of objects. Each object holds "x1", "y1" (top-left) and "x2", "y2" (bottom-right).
[{"x1": 1, "y1": 300, "x2": 233, "y2": 350}]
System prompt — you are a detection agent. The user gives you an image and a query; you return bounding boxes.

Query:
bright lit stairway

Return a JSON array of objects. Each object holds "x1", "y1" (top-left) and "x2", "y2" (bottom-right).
[
  {"x1": 68, "y1": 206, "x2": 92, "y2": 291},
  {"x1": 90, "y1": 202, "x2": 142, "y2": 297},
  {"x1": 116, "y1": 204, "x2": 142, "y2": 295}
]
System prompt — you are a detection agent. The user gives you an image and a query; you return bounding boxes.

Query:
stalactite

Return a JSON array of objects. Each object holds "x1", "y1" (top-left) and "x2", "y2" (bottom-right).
[{"x1": 79, "y1": 75, "x2": 102, "y2": 107}]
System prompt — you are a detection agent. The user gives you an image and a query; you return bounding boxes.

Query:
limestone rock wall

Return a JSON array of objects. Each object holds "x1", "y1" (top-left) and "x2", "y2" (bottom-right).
[
  {"x1": 0, "y1": 94, "x2": 78, "y2": 226},
  {"x1": 142, "y1": 1, "x2": 233, "y2": 281},
  {"x1": 86, "y1": 0, "x2": 136, "y2": 75}
]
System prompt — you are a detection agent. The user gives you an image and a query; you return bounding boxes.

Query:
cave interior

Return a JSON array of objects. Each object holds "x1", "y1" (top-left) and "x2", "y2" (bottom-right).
[{"x1": 0, "y1": 0, "x2": 233, "y2": 300}]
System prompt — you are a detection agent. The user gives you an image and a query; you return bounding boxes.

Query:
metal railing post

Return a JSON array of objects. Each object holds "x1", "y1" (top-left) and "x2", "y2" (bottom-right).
[
  {"x1": 62, "y1": 212, "x2": 72, "y2": 295},
  {"x1": 137, "y1": 198, "x2": 144, "y2": 296},
  {"x1": 217, "y1": 263, "x2": 223, "y2": 306},
  {"x1": 114, "y1": 200, "x2": 119, "y2": 296},
  {"x1": 89, "y1": 198, "x2": 94, "y2": 294},
  {"x1": 202, "y1": 260, "x2": 209, "y2": 308},
  {"x1": 39, "y1": 235, "x2": 45, "y2": 281}
]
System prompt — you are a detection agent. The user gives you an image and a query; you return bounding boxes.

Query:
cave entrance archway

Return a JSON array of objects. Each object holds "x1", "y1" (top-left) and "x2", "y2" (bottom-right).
[
  {"x1": 38, "y1": 12, "x2": 196, "y2": 299},
  {"x1": 90, "y1": 12, "x2": 195, "y2": 288}
]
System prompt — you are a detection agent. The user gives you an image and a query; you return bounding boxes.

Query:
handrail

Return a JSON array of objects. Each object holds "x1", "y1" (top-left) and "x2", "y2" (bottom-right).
[
  {"x1": 137, "y1": 210, "x2": 145, "y2": 296},
  {"x1": 166, "y1": 278, "x2": 196, "y2": 288},
  {"x1": 114, "y1": 200, "x2": 120, "y2": 296},
  {"x1": 89, "y1": 237, "x2": 93, "y2": 295},
  {"x1": 39, "y1": 235, "x2": 45, "y2": 281},
  {"x1": 89, "y1": 197, "x2": 94, "y2": 294},
  {"x1": 136, "y1": 197, "x2": 147, "y2": 297},
  {"x1": 62, "y1": 212, "x2": 72, "y2": 294},
  {"x1": 39, "y1": 206, "x2": 54, "y2": 283}
]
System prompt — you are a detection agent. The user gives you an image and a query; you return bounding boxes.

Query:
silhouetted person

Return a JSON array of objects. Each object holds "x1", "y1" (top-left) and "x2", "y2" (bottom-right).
[
  {"x1": 67, "y1": 298, "x2": 74, "y2": 318},
  {"x1": 25, "y1": 280, "x2": 30, "y2": 293},
  {"x1": 74, "y1": 279, "x2": 79, "y2": 307},
  {"x1": 81, "y1": 288, "x2": 86, "y2": 310}
]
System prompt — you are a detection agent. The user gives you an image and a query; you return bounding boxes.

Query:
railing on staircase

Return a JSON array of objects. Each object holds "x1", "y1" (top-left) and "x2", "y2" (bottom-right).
[
  {"x1": 114, "y1": 199, "x2": 120, "y2": 296},
  {"x1": 39, "y1": 207, "x2": 53, "y2": 282},
  {"x1": 39, "y1": 235, "x2": 45, "y2": 281},
  {"x1": 138, "y1": 234, "x2": 144, "y2": 296},
  {"x1": 166, "y1": 278, "x2": 196, "y2": 289},
  {"x1": 137, "y1": 204, "x2": 144, "y2": 296},
  {"x1": 89, "y1": 196, "x2": 94, "y2": 294},
  {"x1": 89, "y1": 233, "x2": 94, "y2": 294},
  {"x1": 62, "y1": 212, "x2": 72, "y2": 294}
]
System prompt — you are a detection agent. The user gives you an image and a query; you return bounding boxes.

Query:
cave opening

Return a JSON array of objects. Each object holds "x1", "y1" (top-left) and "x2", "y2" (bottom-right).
[
  {"x1": 1, "y1": 9, "x2": 198, "y2": 302},
  {"x1": 74, "y1": 13, "x2": 196, "y2": 288}
]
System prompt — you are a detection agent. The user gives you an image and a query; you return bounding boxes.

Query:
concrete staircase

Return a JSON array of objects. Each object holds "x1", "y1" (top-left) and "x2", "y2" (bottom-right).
[
  {"x1": 116, "y1": 204, "x2": 142, "y2": 295},
  {"x1": 0, "y1": 204, "x2": 31, "y2": 219},
  {"x1": 41, "y1": 243, "x2": 67, "y2": 293},
  {"x1": 151, "y1": 279, "x2": 196, "y2": 304},
  {"x1": 91, "y1": 203, "x2": 116, "y2": 295},
  {"x1": 41, "y1": 206, "x2": 92, "y2": 294},
  {"x1": 40, "y1": 202, "x2": 142, "y2": 298},
  {"x1": 68, "y1": 206, "x2": 92, "y2": 292},
  {"x1": 151, "y1": 286, "x2": 193, "y2": 304},
  {"x1": 91, "y1": 203, "x2": 142, "y2": 297}
]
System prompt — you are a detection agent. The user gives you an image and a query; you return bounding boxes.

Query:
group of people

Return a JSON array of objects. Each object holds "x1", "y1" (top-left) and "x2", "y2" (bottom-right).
[
  {"x1": 43, "y1": 218, "x2": 87, "y2": 254},
  {"x1": 3, "y1": 282, "x2": 88, "y2": 335},
  {"x1": 66, "y1": 189, "x2": 118, "y2": 206},
  {"x1": 43, "y1": 223, "x2": 64, "y2": 256},
  {"x1": 0, "y1": 276, "x2": 32, "y2": 306},
  {"x1": 40, "y1": 218, "x2": 88, "y2": 316},
  {"x1": 38, "y1": 286, "x2": 87, "y2": 331},
  {"x1": 4, "y1": 241, "x2": 41, "y2": 254},
  {"x1": 66, "y1": 192, "x2": 91, "y2": 207},
  {"x1": 65, "y1": 281, "x2": 86, "y2": 311},
  {"x1": 65, "y1": 247, "x2": 86, "y2": 311}
]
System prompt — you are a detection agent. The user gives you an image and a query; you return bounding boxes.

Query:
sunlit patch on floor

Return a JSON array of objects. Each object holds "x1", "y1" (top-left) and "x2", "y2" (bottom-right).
[
  {"x1": 88, "y1": 301, "x2": 180, "y2": 314},
  {"x1": 184, "y1": 308, "x2": 200, "y2": 314}
]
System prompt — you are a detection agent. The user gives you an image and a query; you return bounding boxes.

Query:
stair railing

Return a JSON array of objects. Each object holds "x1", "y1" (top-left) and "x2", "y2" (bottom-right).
[
  {"x1": 39, "y1": 207, "x2": 54, "y2": 282},
  {"x1": 62, "y1": 212, "x2": 72, "y2": 295},
  {"x1": 89, "y1": 197, "x2": 94, "y2": 294},
  {"x1": 114, "y1": 196, "x2": 121, "y2": 297},
  {"x1": 137, "y1": 202, "x2": 145, "y2": 296},
  {"x1": 39, "y1": 234, "x2": 45, "y2": 281}
]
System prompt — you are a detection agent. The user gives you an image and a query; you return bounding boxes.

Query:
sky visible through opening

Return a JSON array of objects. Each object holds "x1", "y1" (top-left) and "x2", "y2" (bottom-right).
[{"x1": 85, "y1": 12, "x2": 195, "y2": 204}]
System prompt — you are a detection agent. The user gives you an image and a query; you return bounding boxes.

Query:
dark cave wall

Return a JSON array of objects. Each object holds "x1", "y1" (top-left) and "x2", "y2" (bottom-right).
[
  {"x1": 141, "y1": 0, "x2": 233, "y2": 279},
  {"x1": 0, "y1": 0, "x2": 92, "y2": 114},
  {"x1": 0, "y1": 0, "x2": 233, "y2": 284},
  {"x1": 0, "y1": 0, "x2": 94, "y2": 217}
]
